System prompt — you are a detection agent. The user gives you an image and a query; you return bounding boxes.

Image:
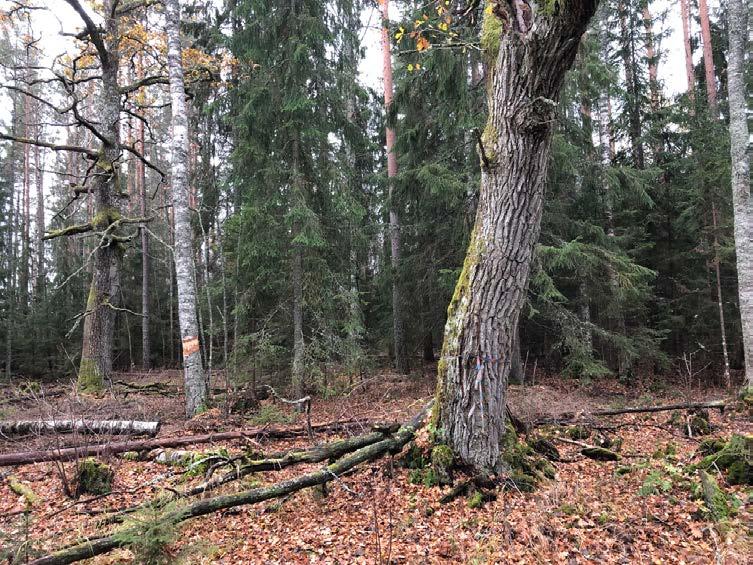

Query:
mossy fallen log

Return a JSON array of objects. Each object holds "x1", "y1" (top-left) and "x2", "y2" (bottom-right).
[
  {"x1": 697, "y1": 469, "x2": 729, "y2": 522},
  {"x1": 28, "y1": 406, "x2": 431, "y2": 565},
  {"x1": 698, "y1": 433, "x2": 752, "y2": 485},
  {"x1": 103, "y1": 430, "x2": 392, "y2": 525},
  {"x1": 7, "y1": 475, "x2": 39, "y2": 506}
]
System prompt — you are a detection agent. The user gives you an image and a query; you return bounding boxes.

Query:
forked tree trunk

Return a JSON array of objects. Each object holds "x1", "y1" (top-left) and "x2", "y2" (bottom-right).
[
  {"x1": 165, "y1": 0, "x2": 207, "y2": 415},
  {"x1": 434, "y1": 0, "x2": 597, "y2": 471},
  {"x1": 727, "y1": 0, "x2": 753, "y2": 389},
  {"x1": 380, "y1": 0, "x2": 408, "y2": 374}
]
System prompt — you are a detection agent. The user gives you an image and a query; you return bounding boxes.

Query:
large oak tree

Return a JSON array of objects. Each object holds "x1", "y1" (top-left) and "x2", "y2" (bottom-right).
[{"x1": 434, "y1": 0, "x2": 598, "y2": 471}]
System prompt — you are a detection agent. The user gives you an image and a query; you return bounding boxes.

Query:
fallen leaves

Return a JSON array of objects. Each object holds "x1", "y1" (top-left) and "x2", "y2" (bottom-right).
[{"x1": 0, "y1": 372, "x2": 749, "y2": 563}]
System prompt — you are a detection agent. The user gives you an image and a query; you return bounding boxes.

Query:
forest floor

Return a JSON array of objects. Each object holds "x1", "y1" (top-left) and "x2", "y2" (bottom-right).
[{"x1": 0, "y1": 368, "x2": 750, "y2": 564}]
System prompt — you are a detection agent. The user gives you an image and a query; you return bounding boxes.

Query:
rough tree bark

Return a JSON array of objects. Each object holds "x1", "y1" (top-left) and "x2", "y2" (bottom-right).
[
  {"x1": 165, "y1": 0, "x2": 207, "y2": 416},
  {"x1": 77, "y1": 0, "x2": 125, "y2": 393},
  {"x1": 434, "y1": 0, "x2": 598, "y2": 471},
  {"x1": 380, "y1": 0, "x2": 408, "y2": 374},
  {"x1": 727, "y1": 0, "x2": 753, "y2": 389}
]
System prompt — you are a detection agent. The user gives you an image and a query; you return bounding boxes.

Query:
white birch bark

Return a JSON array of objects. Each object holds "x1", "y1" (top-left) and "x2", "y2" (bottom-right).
[
  {"x1": 165, "y1": 0, "x2": 207, "y2": 416},
  {"x1": 727, "y1": 0, "x2": 753, "y2": 389}
]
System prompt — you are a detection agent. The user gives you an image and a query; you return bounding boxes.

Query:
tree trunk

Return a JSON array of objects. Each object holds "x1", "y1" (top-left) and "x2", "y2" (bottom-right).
[
  {"x1": 642, "y1": 7, "x2": 659, "y2": 112},
  {"x1": 434, "y1": 1, "x2": 597, "y2": 472},
  {"x1": 698, "y1": 0, "x2": 718, "y2": 116},
  {"x1": 34, "y1": 143, "x2": 45, "y2": 299},
  {"x1": 19, "y1": 90, "x2": 30, "y2": 309},
  {"x1": 618, "y1": 1, "x2": 644, "y2": 169},
  {"x1": 727, "y1": 0, "x2": 752, "y2": 389},
  {"x1": 679, "y1": 0, "x2": 695, "y2": 105},
  {"x1": 292, "y1": 242, "x2": 305, "y2": 398},
  {"x1": 0, "y1": 419, "x2": 160, "y2": 437},
  {"x1": 380, "y1": 0, "x2": 408, "y2": 374},
  {"x1": 136, "y1": 53, "x2": 151, "y2": 370},
  {"x1": 165, "y1": 0, "x2": 206, "y2": 416},
  {"x1": 598, "y1": 21, "x2": 628, "y2": 376},
  {"x1": 711, "y1": 204, "x2": 731, "y2": 387},
  {"x1": 77, "y1": 0, "x2": 125, "y2": 393},
  {"x1": 291, "y1": 136, "x2": 306, "y2": 400}
]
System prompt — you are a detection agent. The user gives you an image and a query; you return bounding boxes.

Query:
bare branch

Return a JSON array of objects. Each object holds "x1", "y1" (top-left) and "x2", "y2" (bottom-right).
[
  {"x1": 119, "y1": 75, "x2": 169, "y2": 94},
  {"x1": 115, "y1": 0, "x2": 161, "y2": 16},
  {"x1": 120, "y1": 142, "x2": 166, "y2": 180},
  {"x1": 63, "y1": 0, "x2": 109, "y2": 64},
  {"x1": 0, "y1": 132, "x2": 98, "y2": 158}
]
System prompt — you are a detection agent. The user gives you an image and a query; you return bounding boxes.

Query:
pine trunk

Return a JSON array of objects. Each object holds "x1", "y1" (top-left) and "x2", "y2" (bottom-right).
[
  {"x1": 642, "y1": 7, "x2": 659, "y2": 112},
  {"x1": 165, "y1": 0, "x2": 207, "y2": 416},
  {"x1": 698, "y1": 0, "x2": 718, "y2": 116},
  {"x1": 680, "y1": 0, "x2": 695, "y2": 104},
  {"x1": 727, "y1": 0, "x2": 752, "y2": 389},
  {"x1": 434, "y1": 1, "x2": 597, "y2": 471},
  {"x1": 380, "y1": 0, "x2": 407, "y2": 374}
]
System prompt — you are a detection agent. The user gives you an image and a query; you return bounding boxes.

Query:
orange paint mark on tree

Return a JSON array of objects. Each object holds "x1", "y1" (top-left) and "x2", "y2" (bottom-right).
[{"x1": 182, "y1": 336, "x2": 200, "y2": 357}]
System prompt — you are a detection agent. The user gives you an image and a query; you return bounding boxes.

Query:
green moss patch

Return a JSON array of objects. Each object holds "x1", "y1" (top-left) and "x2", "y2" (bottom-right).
[
  {"x1": 698, "y1": 434, "x2": 752, "y2": 486},
  {"x1": 75, "y1": 457, "x2": 114, "y2": 497}
]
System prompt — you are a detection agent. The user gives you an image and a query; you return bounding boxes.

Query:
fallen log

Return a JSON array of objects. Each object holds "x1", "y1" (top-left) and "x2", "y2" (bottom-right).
[
  {"x1": 0, "y1": 418, "x2": 387, "y2": 467},
  {"x1": 534, "y1": 400, "x2": 726, "y2": 425},
  {"x1": 101, "y1": 427, "x2": 397, "y2": 524},
  {"x1": 591, "y1": 400, "x2": 726, "y2": 417},
  {"x1": 30, "y1": 406, "x2": 430, "y2": 565},
  {"x1": 0, "y1": 420, "x2": 161, "y2": 437}
]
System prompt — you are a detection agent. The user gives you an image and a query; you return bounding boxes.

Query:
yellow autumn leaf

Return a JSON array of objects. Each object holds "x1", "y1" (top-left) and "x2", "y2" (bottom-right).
[{"x1": 416, "y1": 36, "x2": 430, "y2": 51}]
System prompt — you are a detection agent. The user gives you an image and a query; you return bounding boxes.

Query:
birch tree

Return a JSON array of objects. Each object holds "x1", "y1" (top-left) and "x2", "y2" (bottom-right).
[
  {"x1": 728, "y1": 0, "x2": 753, "y2": 390},
  {"x1": 434, "y1": 0, "x2": 598, "y2": 471},
  {"x1": 165, "y1": 0, "x2": 207, "y2": 416}
]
